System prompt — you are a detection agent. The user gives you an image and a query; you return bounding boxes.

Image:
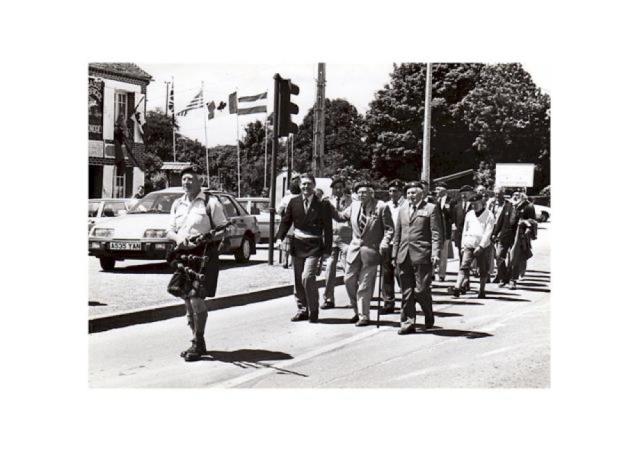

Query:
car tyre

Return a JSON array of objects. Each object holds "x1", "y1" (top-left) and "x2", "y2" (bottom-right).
[
  {"x1": 540, "y1": 212, "x2": 549, "y2": 222},
  {"x1": 99, "y1": 257, "x2": 116, "y2": 271},
  {"x1": 234, "y1": 236, "x2": 253, "y2": 263}
]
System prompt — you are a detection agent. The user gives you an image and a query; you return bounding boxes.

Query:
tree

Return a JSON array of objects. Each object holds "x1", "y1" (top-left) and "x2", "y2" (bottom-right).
[
  {"x1": 142, "y1": 109, "x2": 176, "y2": 175},
  {"x1": 295, "y1": 98, "x2": 366, "y2": 176}
]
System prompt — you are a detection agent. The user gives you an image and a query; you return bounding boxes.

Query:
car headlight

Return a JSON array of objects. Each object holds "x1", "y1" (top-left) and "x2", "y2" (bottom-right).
[
  {"x1": 92, "y1": 228, "x2": 114, "y2": 238},
  {"x1": 143, "y1": 229, "x2": 168, "y2": 239}
]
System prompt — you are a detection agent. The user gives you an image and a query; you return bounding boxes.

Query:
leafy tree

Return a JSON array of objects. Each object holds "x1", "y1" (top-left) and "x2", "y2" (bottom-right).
[{"x1": 142, "y1": 109, "x2": 177, "y2": 174}]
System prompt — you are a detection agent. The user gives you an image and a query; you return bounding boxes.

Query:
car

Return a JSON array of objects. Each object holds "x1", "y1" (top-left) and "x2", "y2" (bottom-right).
[
  {"x1": 88, "y1": 198, "x2": 129, "y2": 234},
  {"x1": 533, "y1": 204, "x2": 551, "y2": 222},
  {"x1": 88, "y1": 187, "x2": 260, "y2": 271},
  {"x1": 237, "y1": 197, "x2": 281, "y2": 243}
]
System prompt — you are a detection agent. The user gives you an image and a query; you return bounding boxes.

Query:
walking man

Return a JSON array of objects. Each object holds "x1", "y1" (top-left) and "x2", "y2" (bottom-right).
[
  {"x1": 490, "y1": 186, "x2": 517, "y2": 286},
  {"x1": 322, "y1": 177, "x2": 352, "y2": 309},
  {"x1": 507, "y1": 191, "x2": 537, "y2": 289},
  {"x1": 452, "y1": 185, "x2": 474, "y2": 264},
  {"x1": 434, "y1": 181, "x2": 453, "y2": 282},
  {"x1": 275, "y1": 174, "x2": 332, "y2": 323},
  {"x1": 166, "y1": 166, "x2": 228, "y2": 362},
  {"x1": 392, "y1": 181, "x2": 442, "y2": 335},
  {"x1": 334, "y1": 181, "x2": 394, "y2": 326},
  {"x1": 381, "y1": 179, "x2": 405, "y2": 313}
]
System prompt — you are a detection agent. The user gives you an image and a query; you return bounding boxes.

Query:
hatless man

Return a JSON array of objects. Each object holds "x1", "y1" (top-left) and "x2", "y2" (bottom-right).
[
  {"x1": 392, "y1": 181, "x2": 442, "y2": 335},
  {"x1": 275, "y1": 174, "x2": 332, "y2": 323},
  {"x1": 277, "y1": 173, "x2": 301, "y2": 269},
  {"x1": 166, "y1": 166, "x2": 228, "y2": 362},
  {"x1": 451, "y1": 194, "x2": 495, "y2": 298},
  {"x1": 508, "y1": 191, "x2": 537, "y2": 289},
  {"x1": 452, "y1": 185, "x2": 474, "y2": 263},
  {"x1": 381, "y1": 179, "x2": 406, "y2": 313},
  {"x1": 321, "y1": 177, "x2": 353, "y2": 309},
  {"x1": 334, "y1": 181, "x2": 394, "y2": 326},
  {"x1": 490, "y1": 186, "x2": 517, "y2": 286},
  {"x1": 434, "y1": 181, "x2": 453, "y2": 282}
]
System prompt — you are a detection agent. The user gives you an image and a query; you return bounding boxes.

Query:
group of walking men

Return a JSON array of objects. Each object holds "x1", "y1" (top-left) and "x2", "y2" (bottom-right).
[{"x1": 275, "y1": 173, "x2": 538, "y2": 335}]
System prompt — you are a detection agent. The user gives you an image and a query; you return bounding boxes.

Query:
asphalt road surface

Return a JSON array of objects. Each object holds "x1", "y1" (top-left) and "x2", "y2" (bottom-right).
[{"x1": 89, "y1": 223, "x2": 550, "y2": 388}]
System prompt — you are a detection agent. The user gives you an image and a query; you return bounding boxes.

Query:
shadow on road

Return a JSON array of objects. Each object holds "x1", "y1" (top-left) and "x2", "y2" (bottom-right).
[
  {"x1": 421, "y1": 326, "x2": 493, "y2": 339},
  {"x1": 199, "y1": 349, "x2": 308, "y2": 378},
  {"x1": 89, "y1": 300, "x2": 107, "y2": 306}
]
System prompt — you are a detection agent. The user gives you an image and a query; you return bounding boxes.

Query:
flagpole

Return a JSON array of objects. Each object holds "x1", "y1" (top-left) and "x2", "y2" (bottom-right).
[
  {"x1": 264, "y1": 108, "x2": 268, "y2": 193},
  {"x1": 202, "y1": 81, "x2": 211, "y2": 187},
  {"x1": 236, "y1": 89, "x2": 241, "y2": 198},
  {"x1": 172, "y1": 77, "x2": 176, "y2": 162}
]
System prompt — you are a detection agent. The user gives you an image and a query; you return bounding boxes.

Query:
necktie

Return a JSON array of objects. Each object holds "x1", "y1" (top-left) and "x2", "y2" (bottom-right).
[
  {"x1": 410, "y1": 205, "x2": 416, "y2": 218},
  {"x1": 304, "y1": 198, "x2": 309, "y2": 213},
  {"x1": 393, "y1": 200, "x2": 398, "y2": 208},
  {"x1": 358, "y1": 206, "x2": 368, "y2": 233}
]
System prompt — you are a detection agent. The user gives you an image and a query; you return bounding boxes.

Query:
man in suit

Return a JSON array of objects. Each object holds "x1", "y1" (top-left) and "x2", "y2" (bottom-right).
[
  {"x1": 321, "y1": 177, "x2": 353, "y2": 309},
  {"x1": 392, "y1": 181, "x2": 443, "y2": 335},
  {"x1": 507, "y1": 191, "x2": 537, "y2": 289},
  {"x1": 434, "y1": 181, "x2": 453, "y2": 282},
  {"x1": 380, "y1": 179, "x2": 406, "y2": 313},
  {"x1": 490, "y1": 186, "x2": 517, "y2": 287},
  {"x1": 334, "y1": 181, "x2": 394, "y2": 326},
  {"x1": 275, "y1": 173, "x2": 332, "y2": 323},
  {"x1": 451, "y1": 185, "x2": 474, "y2": 263}
]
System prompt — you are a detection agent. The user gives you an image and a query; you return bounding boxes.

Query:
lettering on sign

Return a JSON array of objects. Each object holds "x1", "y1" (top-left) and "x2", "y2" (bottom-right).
[
  {"x1": 495, "y1": 163, "x2": 535, "y2": 188},
  {"x1": 89, "y1": 78, "x2": 104, "y2": 140}
]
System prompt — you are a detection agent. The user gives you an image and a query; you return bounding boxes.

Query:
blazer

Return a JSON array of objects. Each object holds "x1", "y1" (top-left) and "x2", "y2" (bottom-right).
[
  {"x1": 276, "y1": 195, "x2": 332, "y2": 257},
  {"x1": 336, "y1": 199, "x2": 394, "y2": 267},
  {"x1": 392, "y1": 200, "x2": 442, "y2": 265},
  {"x1": 451, "y1": 198, "x2": 472, "y2": 247},
  {"x1": 434, "y1": 195, "x2": 453, "y2": 240},
  {"x1": 491, "y1": 200, "x2": 518, "y2": 245}
]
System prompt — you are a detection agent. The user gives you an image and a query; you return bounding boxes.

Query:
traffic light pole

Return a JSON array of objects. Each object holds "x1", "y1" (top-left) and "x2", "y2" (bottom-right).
[{"x1": 268, "y1": 74, "x2": 281, "y2": 266}]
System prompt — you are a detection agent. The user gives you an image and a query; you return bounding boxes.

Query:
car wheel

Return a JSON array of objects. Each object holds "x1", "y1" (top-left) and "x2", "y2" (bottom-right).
[
  {"x1": 540, "y1": 212, "x2": 549, "y2": 222},
  {"x1": 99, "y1": 257, "x2": 116, "y2": 271},
  {"x1": 234, "y1": 236, "x2": 253, "y2": 263}
]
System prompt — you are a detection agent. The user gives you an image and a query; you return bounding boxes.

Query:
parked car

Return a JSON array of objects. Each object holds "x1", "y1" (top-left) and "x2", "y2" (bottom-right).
[
  {"x1": 88, "y1": 198, "x2": 129, "y2": 234},
  {"x1": 88, "y1": 187, "x2": 260, "y2": 271},
  {"x1": 533, "y1": 204, "x2": 551, "y2": 222},
  {"x1": 237, "y1": 197, "x2": 280, "y2": 243}
]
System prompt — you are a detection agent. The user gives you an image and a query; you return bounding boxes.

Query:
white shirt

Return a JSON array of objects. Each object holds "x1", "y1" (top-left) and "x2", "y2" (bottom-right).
[
  {"x1": 385, "y1": 197, "x2": 406, "y2": 227},
  {"x1": 461, "y1": 209, "x2": 496, "y2": 249},
  {"x1": 169, "y1": 190, "x2": 227, "y2": 246}
]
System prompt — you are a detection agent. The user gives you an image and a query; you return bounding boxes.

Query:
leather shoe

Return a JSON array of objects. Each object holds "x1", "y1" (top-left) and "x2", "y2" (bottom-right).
[
  {"x1": 397, "y1": 324, "x2": 416, "y2": 335},
  {"x1": 349, "y1": 314, "x2": 359, "y2": 323},
  {"x1": 355, "y1": 317, "x2": 369, "y2": 327},
  {"x1": 424, "y1": 314, "x2": 435, "y2": 329},
  {"x1": 291, "y1": 311, "x2": 309, "y2": 322},
  {"x1": 309, "y1": 311, "x2": 319, "y2": 323},
  {"x1": 320, "y1": 300, "x2": 335, "y2": 310},
  {"x1": 439, "y1": 276, "x2": 446, "y2": 282},
  {"x1": 477, "y1": 291, "x2": 486, "y2": 299},
  {"x1": 451, "y1": 287, "x2": 460, "y2": 298},
  {"x1": 383, "y1": 303, "x2": 395, "y2": 314}
]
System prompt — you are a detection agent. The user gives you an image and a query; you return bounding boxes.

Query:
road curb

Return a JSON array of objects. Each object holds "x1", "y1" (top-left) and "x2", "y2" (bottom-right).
[{"x1": 89, "y1": 276, "x2": 344, "y2": 334}]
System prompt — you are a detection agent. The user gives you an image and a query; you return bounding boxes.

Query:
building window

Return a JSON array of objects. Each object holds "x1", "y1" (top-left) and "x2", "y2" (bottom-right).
[
  {"x1": 115, "y1": 92, "x2": 127, "y2": 122},
  {"x1": 114, "y1": 165, "x2": 126, "y2": 198}
]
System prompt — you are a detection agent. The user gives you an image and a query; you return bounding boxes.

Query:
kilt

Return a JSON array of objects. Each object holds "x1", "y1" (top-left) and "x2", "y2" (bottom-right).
[{"x1": 167, "y1": 241, "x2": 220, "y2": 298}]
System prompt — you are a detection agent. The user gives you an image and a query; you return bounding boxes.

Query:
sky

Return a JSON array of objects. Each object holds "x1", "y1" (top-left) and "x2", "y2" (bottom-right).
[{"x1": 139, "y1": 63, "x2": 550, "y2": 147}]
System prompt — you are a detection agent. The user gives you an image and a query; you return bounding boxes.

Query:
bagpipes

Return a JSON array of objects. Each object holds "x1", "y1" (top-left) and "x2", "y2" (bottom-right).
[{"x1": 167, "y1": 224, "x2": 228, "y2": 298}]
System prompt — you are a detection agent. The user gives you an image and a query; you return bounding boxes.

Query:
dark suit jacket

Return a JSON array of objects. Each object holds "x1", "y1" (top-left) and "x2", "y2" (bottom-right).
[
  {"x1": 491, "y1": 200, "x2": 518, "y2": 245},
  {"x1": 434, "y1": 196, "x2": 453, "y2": 240},
  {"x1": 451, "y1": 199, "x2": 472, "y2": 247},
  {"x1": 276, "y1": 195, "x2": 332, "y2": 257},
  {"x1": 392, "y1": 200, "x2": 442, "y2": 265}
]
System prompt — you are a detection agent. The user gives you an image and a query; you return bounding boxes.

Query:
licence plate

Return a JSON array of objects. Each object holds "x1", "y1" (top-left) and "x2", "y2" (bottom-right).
[{"x1": 109, "y1": 241, "x2": 142, "y2": 251}]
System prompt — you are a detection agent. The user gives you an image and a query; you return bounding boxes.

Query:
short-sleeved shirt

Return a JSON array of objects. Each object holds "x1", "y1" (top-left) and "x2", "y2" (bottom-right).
[{"x1": 169, "y1": 190, "x2": 227, "y2": 247}]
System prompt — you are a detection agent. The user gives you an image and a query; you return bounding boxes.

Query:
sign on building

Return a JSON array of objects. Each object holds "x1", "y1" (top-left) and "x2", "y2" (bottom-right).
[
  {"x1": 88, "y1": 78, "x2": 104, "y2": 140},
  {"x1": 495, "y1": 163, "x2": 535, "y2": 188}
]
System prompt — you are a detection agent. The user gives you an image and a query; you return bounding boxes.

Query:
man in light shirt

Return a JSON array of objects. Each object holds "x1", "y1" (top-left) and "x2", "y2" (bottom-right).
[
  {"x1": 166, "y1": 166, "x2": 228, "y2": 362},
  {"x1": 451, "y1": 193, "x2": 495, "y2": 299},
  {"x1": 380, "y1": 179, "x2": 405, "y2": 313}
]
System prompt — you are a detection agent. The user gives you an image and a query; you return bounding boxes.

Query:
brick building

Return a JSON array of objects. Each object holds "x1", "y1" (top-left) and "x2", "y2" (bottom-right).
[{"x1": 88, "y1": 63, "x2": 152, "y2": 199}]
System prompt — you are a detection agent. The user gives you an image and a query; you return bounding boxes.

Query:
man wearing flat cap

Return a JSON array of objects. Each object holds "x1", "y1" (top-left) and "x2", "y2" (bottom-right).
[
  {"x1": 333, "y1": 180, "x2": 394, "y2": 326},
  {"x1": 392, "y1": 181, "x2": 443, "y2": 335},
  {"x1": 380, "y1": 179, "x2": 406, "y2": 313},
  {"x1": 321, "y1": 177, "x2": 352, "y2": 309}
]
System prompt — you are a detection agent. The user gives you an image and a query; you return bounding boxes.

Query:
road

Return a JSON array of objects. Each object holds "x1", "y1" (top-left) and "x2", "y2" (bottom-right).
[{"x1": 89, "y1": 223, "x2": 550, "y2": 388}]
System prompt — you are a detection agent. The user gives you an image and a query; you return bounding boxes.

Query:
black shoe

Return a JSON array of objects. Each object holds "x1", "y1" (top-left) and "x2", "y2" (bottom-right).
[
  {"x1": 509, "y1": 281, "x2": 517, "y2": 290},
  {"x1": 439, "y1": 276, "x2": 445, "y2": 282},
  {"x1": 498, "y1": 281, "x2": 508, "y2": 288},
  {"x1": 425, "y1": 314, "x2": 435, "y2": 329},
  {"x1": 309, "y1": 311, "x2": 319, "y2": 323},
  {"x1": 492, "y1": 276, "x2": 501, "y2": 283},
  {"x1": 320, "y1": 300, "x2": 335, "y2": 310},
  {"x1": 180, "y1": 340, "x2": 197, "y2": 358},
  {"x1": 291, "y1": 311, "x2": 309, "y2": 322},
  {"x1": 383, "y1": 303, "x2": 395, "y2": 314},
  {"x1": 355, "y1": 317, "x2": 369, "y2": 327},
  {"x1": 183, "y1": 338, "x2": 206, "y2": 362},
  {"x1": 349, "y1": 314, "x2": 359, "y2": 323},
  {"x1": 398, "y1": 324, "x2": 416, "y2": 335},
  {"x1": 478, "y1": 291, "x2": 486, "y2": 299},
  {"x1": 452, "y1": 287, "x2": 460, "y2": 298}
]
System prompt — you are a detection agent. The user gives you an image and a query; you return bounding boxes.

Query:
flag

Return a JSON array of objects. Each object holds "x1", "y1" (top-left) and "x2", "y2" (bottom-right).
[
  {"x1": 177, "y1": 89, "x2": 204, "y2": 116},
  {"x1": 229, "y1": 91, "x2": 267, "y2": 115},
  {"x1": 207, "y1": 100, "x2": 229, "y2": 119},
  {"x1": 168, "y1": 82, "x2": 175, "y2": 126},
  {"x1": 114, "y1": 113, "x2": 142, "y2": 170},
  {"x1": 130, "y1": 95, "x2": 145, "y2": 139}
]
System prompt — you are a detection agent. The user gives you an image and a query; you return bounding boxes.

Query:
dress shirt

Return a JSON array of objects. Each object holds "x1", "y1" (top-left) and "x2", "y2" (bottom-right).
[
  {"x1": 385, "y1": 196, "x2": 406, "y2": 227},
  {"x1": 169, "y1": 190, "x2": 228, "y2": 246}
]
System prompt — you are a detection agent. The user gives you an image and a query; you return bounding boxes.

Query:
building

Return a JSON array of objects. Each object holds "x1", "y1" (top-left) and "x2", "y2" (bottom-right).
[{"x1": 88, "y1": 63, "x2": 152, "y2": 199}]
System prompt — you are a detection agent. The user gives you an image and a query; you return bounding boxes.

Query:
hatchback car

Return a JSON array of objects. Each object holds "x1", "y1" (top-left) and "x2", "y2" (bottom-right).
[
  {"x1": 88, "y1": 187, "x2": 260, "y2": 271},
  {"x1": 88, "y1": 198, "x2": 129, "y2": 234},
  {"x1": 236, "y1": 197, "x2": 281, "y2": 243}
]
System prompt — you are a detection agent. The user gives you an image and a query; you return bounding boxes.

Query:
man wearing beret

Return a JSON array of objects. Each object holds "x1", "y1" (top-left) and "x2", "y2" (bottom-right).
[
  {"x1": 321, "y1": 177, "x2": 352, "y2": 309},
  {"x1": 333, "y1": 181, "x2": 394, "y2": 326},
  {"x1": 275, "y1": 173, "x2": 333, "y2": 323},
  {"x1": 380, "y1": 179, "x2": 406, "y2": 313},
  {"x1": 392, "y1": 181, "x2": 443, "y2": 335}
]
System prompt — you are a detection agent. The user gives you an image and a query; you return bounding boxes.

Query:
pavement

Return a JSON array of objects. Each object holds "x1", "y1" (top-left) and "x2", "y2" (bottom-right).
[{"x1": 89, "y1": 223, "x2": 550, "y2": 388}]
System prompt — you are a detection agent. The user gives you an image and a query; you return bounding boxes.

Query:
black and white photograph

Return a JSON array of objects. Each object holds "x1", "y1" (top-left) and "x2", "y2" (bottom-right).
[{"x1": 87, "y1": 62, "x2": 551, "y2": 388}]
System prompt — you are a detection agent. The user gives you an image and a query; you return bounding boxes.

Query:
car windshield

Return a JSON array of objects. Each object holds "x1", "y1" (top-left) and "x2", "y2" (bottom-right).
[
  {"x1": 128, "y1": 192, "x2": 182, "y2": 214},
  {"x1": 254, "y1": 201, "x2": 270, "y2": 214},
  {"x1": 89, "y1": 202, "x2": 100, "y2": 217}
]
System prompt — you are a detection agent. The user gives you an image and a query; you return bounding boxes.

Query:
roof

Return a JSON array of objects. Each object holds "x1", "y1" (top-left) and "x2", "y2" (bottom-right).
[
  {"x1": 89, "y1": 63, "x2": 153, "y2": 82},
  {"x1": 152, "y1": 187, "x2": 229, "y2": 195},
  {"x1": 161, "y1": 161, "x2": 193, "y2": 171}
]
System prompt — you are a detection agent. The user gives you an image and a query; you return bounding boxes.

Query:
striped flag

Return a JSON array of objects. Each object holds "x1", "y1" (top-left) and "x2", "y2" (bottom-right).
[
  {"x1": 229, "y1": 91, "x2": 267, "y2": 115},
  {"x1": 177, "y1": 89, "x2": 204, "y2": 116},
  {"x1": 168, "y1": 82, "x2": 175, "y2": 126}
]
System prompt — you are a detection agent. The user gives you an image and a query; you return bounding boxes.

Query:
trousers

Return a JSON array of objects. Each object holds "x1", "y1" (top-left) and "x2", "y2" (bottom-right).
[
  {"x1": 323, "y1": 242, "x2": 348, "y2": 302},
  {"x1": 344, "y1": 253, "x2": 379, "y2": 319},
  {"x1": 381, "y1": 247, "x2": 400, "y2": 303},
  {"x1": 398, "y1": 258, "x2": 434, "y2": 326},
  {"x1": 292, "y1": 254, "x2": 321, "y2": 313}
]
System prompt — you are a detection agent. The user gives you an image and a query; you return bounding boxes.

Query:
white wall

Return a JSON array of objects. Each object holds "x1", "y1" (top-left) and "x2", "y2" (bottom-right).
[
  {"x1": 133, "y1": 167, "x2": 145, "y2": 192},
  {"x1": 102, "y1": 165, "x2": 114, "y2": 197}
]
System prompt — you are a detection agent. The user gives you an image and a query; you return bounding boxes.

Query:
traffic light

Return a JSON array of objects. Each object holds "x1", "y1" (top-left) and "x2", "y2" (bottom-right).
[{"x1": 275, "y1": 74, "x2": 299, "y2": 137}]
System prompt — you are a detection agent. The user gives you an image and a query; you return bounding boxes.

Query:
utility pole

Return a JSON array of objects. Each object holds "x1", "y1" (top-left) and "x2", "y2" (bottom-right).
[
  {"x1": 312, "y1": 63, "x2": 326, "y2": 177},
  {"x1": 421, "y1": 63, "x2": 433, "y2": 183},
  {"x1": 164, "y1": 81, "x2": 170, "y2": 115},
  {"x1": 268, "y1": 75, "x2": 282, "y2": 266}
]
